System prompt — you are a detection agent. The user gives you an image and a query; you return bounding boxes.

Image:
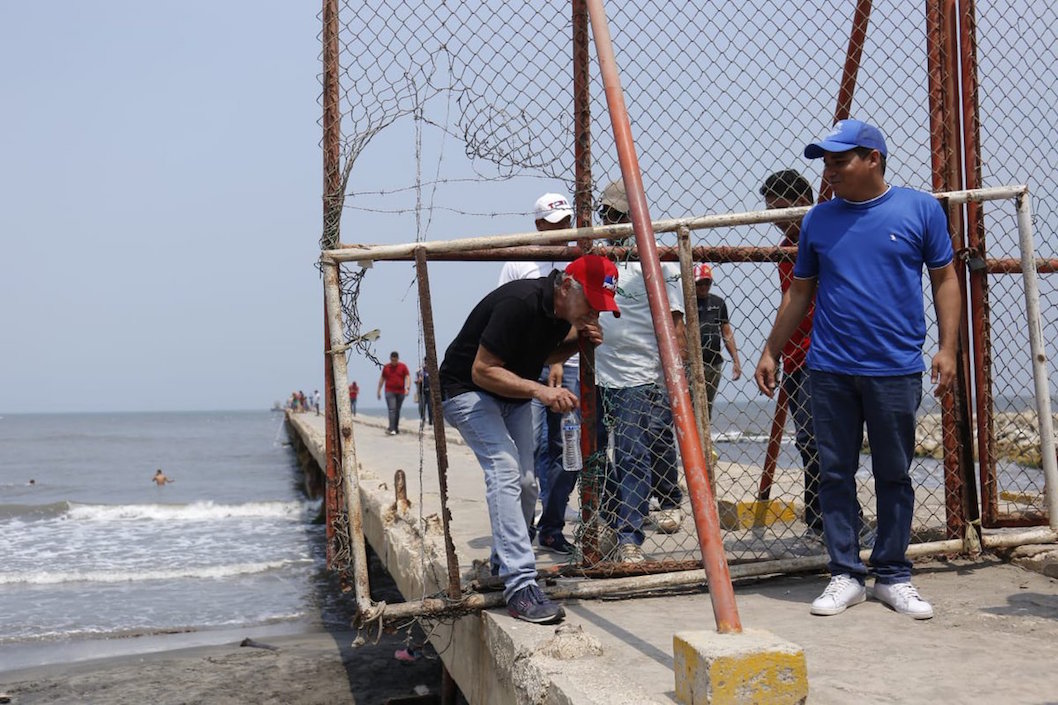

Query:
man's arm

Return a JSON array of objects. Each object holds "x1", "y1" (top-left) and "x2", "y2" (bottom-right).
[
  {"x1": 471, "y1": 345, "x2": 577, "y2": 412},
  {"x1": 403, "y1": 368, "x2": 411, "y2": 395},
  {"x1": 543, "y1": 323, "x2": 603, "y2": 364},
  {"x1": 754, "y1": 277, "x2": 817, "y2": 397},
  {"x1": 672, "y1": 311, "x2": 687, "y2": 362},
  {"x1": 929, "y1": 262, "x2": 961, "y2": 397},
  {"x1": 376, "y1": 373, "x2": 384, "y2": 399},
  {"x1": 721, "y1": 322, "x2": 741, "y2": 380}
]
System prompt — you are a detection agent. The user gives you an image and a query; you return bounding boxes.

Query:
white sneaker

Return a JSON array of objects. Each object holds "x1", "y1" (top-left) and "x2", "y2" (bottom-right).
[
  {"x1": 873, "y1": 582, "x2": 934, "y2": 620},
  {"x1": 652, "y1": 508, "x2": 683, "y2": 534},
  {"x1": 810, "y1": 574, "x2": 866, "y2": 616},
  {"x1": 618, "y1": 543, "x2": 647, "y2": 564}
]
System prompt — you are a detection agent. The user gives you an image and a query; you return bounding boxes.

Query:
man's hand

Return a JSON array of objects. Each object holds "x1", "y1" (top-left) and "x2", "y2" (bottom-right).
[
  {"x1": 754, "y1": 354, "x2": 778, "y2": 398},
  {"x1": 578, "y1": 321, "x2": 603, "y2": 347},
  {"x1": 536, "y1": 384, "x2": 578, "y2": 413},
  {"x1": 931, "y1": 349, "x2": 957, "y2": 397},
  {"x1": 731, "y1": 359, "x2": 743, "y2": 381},
  {"x1": 547, "y1": 363, "x2": 563, "y2": 387}
]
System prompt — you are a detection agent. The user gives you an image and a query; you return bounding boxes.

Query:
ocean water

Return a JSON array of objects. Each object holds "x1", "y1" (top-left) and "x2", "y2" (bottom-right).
[{"x1": 0, "y1": 411, "x2": 340, "y2": 672}]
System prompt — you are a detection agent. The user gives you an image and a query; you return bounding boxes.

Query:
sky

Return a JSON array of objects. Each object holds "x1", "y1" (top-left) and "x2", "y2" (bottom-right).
[
  {"x1": 2, "y1": 3, "x2": 336, "y2": 413},
  {"x1": 2, "y1": 2, "x2": 1053, "y2": 414}
]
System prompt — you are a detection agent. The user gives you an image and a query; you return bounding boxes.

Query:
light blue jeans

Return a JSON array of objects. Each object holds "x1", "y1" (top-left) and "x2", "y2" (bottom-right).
[{"x1": 442, "y1": 391, "x2": 537, "y2": 600}]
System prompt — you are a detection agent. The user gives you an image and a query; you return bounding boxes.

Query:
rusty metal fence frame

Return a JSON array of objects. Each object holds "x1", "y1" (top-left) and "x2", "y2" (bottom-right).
[{"x1": 320, "y1": 184, "x2": 1058, "y2": 624}]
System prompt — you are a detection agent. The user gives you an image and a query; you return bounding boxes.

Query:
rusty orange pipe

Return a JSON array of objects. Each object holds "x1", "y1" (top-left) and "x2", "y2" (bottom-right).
[
  {"x1": 585, "y1": 0, "x2": 741, "y2": 634},
  {"x1": 759, "y1": 384, "x2": 788, "y2": 501},
  {"x1": 819, "y1": 0, "x2": 872, "y2": 202}
]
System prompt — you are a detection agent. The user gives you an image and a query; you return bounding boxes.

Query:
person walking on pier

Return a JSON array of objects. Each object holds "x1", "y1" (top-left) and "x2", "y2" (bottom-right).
[
  {"x1": 439, "y1": 255, "x2": 618, "y2": 624},
  {"x1": 754, "y1": 119, "x2": 960, "y2": 620},
  {"x1": 377, "y1": 351, "x2": 411, "y2": 435},
  {"x1": 348, "y1": 381, "x2": 359, "y2": 416}
]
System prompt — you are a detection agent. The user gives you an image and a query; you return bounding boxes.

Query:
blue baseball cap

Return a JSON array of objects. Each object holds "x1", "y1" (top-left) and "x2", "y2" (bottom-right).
[{"x1": 804, "y1": 119, "x2": 888, "y2": 159}]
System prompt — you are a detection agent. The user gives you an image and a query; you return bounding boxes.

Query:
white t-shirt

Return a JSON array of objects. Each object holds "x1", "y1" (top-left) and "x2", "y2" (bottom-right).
[
  {"x1": 497, "y1": 260, "x2": 578, "y2": 372},
  {"x1": 595, "y1": 261, "x2": 684, "y2": 388},
  {"x1": 497, "y1": 261, "x2": 562, "y2": 286}
]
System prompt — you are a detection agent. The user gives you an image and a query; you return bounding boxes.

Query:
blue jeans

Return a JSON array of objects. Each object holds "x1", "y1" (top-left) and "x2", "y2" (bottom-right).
[
  {"x1": 782, "y1": 367, "x2": 821, "y2": 534},
  {"x1": 809, "y1": 371, "x2": 921, "y2": 584},
  {"x1": 385, "y1": 391, "x2": 405, "y2": 432},
  {"x1": 601, "y1": 384, "x2": 681, "y2": 546},
  {"x1": 442, "y1": 392, "x2": 537, "y2": 600},
  {"x1": 536, "y1": 366, "x2": 580, "y2": 542}
]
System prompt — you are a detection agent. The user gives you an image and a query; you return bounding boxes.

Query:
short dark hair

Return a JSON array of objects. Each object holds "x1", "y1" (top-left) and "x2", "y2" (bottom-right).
[
  {"x1": 390, "y1": 351, "x2": 399, "y2": 358},
  {"x1": 760, "y1": 170, "x2": 813, "y2": 202},
  {"x1": 851, "y1": 146, "x2": 887, "y2": 175}
]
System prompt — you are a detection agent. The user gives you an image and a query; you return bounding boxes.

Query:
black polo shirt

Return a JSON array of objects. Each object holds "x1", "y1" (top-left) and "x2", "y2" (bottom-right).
[{"x1": 439, "y1": 270, "x2": 571, "y2": 403}]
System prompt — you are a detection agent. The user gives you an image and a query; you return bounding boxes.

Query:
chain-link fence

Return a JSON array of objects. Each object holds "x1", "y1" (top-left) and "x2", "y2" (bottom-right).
[{"x1": 322, "y1": 1, "x2": 1056, "y2": 585}]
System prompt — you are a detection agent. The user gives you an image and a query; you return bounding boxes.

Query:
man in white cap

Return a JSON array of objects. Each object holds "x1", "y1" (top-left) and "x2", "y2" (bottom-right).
[
  {"x1": 498, "y1": 193, "x2": 581, "y2": 556},
  {"x1": 754, "y1": 119, "x2": 960, "y2": 620}
]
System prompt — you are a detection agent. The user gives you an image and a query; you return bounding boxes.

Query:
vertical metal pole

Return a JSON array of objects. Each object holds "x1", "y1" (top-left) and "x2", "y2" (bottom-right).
[
  {"x1": 321, "y1": 0, "x2": 344, "y2": 566},
  {"x1": 414, "y1": 249, "x2": 462, "y2": 601},
  {"x1": 958, "y1": 0, "x2": 993, "y2": 529},
  {"x1": 322, "y1": 259, "x2": 376, "y2": 618},
  {"x1": 585, "y1": 0, "x2": 741, "y2": 634},
  {"x1": 572, "y1": 0, "x2": 603, "y2": 564},
  {"x1": 819, "y1": 0, "x2": 872, "y2": 202},
  {"x1": 1015, "y1": 192, "x2": 1058, "y2": 530},
  {"x1": 413, "y1": 249, "x2": 461, "y2": 705},
  {"x1": 677, "y1": 226, "x2": 713, "y2": 494}
]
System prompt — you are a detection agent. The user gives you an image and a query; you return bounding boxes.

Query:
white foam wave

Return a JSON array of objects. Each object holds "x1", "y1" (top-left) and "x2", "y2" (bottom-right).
[
  {"x1": 0, "y1": 559, "x2": 312, "y2": 585},
  {"x1": 64, "y1": 500, "x2": 313, "y2": 522}
]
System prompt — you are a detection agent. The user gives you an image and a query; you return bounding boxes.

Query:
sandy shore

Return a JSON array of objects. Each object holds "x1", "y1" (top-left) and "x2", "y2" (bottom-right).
[{"x1": 0, "y1": 625, "x2": 445, "y2": 705}]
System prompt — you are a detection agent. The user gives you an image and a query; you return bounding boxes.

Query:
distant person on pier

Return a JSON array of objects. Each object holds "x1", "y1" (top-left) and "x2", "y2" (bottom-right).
[
  {"x1": 754, "y1": 119, "x2": 960, "y2": 620},
  {"x1": 313, "y1": 389, "x2": 321, "y2": 415},
  {"x1": 377, "y1": 351, "x2": 411, "y2": 435},
  {"x1": 439, "y1": 255, "x2": 618, "y2": 624},
  {"x1": 348, "y1": 381, "x2": 359, "y2": 416},
  {"x1": 152, "y1": 469, "x2": 172, "y2": 486},
  {"x1": 414, "y1": 367, "x2": 433, "y2": 426}
]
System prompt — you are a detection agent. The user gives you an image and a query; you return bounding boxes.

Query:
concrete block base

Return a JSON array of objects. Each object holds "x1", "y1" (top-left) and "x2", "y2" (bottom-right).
[
  {"x1": 673, "y1": 628, "x2": 807, "y2": 705},
  {"x1": 717, "y1": 499, "x2": 797, "y2": 530}
]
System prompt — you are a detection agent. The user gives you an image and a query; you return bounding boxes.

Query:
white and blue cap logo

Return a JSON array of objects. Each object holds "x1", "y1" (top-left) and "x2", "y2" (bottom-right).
[{"x1": 804, "y1": 119, "x2": 888, "y2": 159}]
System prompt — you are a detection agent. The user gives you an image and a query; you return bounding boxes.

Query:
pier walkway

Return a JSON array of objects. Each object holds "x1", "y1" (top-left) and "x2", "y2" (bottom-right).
[{"x1": 286, "y1": 410, "x2": 1058, "y2": 705}]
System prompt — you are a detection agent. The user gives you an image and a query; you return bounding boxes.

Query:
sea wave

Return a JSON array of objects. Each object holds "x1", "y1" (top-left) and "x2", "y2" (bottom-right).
[
  {"x1": 0, "y1": 559, "x2": 312, "y2": 586},
  {"x1": 5, "y1": 499, "x2": 315, "y2": 524}
]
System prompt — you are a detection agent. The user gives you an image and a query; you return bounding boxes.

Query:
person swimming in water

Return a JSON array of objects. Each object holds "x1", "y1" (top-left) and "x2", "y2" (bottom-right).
[{"x1": 152, "y1": 469, "x2": 173, "y2": 486}]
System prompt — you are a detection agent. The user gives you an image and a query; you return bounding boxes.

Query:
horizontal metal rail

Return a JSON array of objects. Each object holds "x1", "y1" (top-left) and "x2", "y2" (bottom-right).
[{"x1": 323, "y1": 185, "x2": 1026, "y2": 264}]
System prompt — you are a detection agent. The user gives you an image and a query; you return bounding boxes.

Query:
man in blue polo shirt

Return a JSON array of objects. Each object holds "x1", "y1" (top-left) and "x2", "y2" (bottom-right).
[{"x1": 754, "y1": 119, "x2": 961, "y2": 620}]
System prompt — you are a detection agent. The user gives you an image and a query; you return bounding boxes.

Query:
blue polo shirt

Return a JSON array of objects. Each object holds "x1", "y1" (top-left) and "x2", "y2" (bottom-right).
[{"x1": 793, "y1": 186, "x2": 953, "y2": 375}]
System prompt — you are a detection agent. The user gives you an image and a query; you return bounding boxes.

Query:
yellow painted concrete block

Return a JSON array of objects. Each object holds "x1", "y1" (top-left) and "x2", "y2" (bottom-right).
[
  {"x1": 717, "y1": 499, "x2": 798, "y2": 530},
  {"x1": 673, "y1": 628, "x2": 807, "y2": 705}
]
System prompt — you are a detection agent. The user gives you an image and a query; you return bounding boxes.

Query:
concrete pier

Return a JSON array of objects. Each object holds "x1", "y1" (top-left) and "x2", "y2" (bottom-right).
[{"x1": 286, "y1": 410, "x2": 1058, "y2": 705}]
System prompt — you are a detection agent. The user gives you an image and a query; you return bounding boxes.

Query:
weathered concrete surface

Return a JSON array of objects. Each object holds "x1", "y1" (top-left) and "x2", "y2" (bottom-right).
[{"x1": 288, "y1": 411, "x2": 1058, "y2": 705}]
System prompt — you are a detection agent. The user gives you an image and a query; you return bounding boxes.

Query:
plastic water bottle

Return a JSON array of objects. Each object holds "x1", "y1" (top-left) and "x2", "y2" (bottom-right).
[{"x1": 561, "y1": 410, "x2": 582, "y2": 472}]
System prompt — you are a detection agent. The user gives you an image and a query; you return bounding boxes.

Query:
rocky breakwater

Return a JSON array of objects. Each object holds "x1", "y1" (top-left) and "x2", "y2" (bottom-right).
[{"x1": 912, "y1": 411, "x2": 1057, "y2": 467}]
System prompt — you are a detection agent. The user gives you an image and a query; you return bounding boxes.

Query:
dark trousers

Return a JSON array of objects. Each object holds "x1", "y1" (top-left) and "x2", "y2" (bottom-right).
[
  {"x1": 782, "y1": 367, "x2": 822, "y2": 534},
  {"x1": 810, "y1": 371, "x2": 921, "y2": 584}
]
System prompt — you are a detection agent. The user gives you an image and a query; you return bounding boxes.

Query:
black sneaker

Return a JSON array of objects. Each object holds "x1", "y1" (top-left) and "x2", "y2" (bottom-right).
[
  {"x1": 538, "y1": 533, "x2": 574, "y2": 555},
  {"x1": 506, "y1": 584, "x2": 565, "y2": 624}
]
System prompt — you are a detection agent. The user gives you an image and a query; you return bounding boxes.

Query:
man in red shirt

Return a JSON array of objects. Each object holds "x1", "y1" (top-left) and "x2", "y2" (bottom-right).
[
  {"x1": 760, "y1": 170, "x2": 822, "y2": 539},
  {"x1": 377, "y1": 352, "x2": 411, "y2": 435},
  {"x1": 348, "y1": 381, "x2": 359, "y2": 416}
]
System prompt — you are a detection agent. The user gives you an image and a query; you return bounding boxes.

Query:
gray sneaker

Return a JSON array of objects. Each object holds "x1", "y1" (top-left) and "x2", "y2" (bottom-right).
[
  {"x1": 506, "y1": 584, "x2": 565, "y2": 624},
  {"x1": 618, "y1": 543, "x2": 647, "y2": 564}
]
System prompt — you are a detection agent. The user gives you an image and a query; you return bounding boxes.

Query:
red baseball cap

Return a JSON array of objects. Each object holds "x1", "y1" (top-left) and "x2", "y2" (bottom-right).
[
  {"x1": 694, "y1": 263, "x2": 714, "y2": 282},
  {"x1": 565, "y1": 255, "x2": 621, "y2": 317}
]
